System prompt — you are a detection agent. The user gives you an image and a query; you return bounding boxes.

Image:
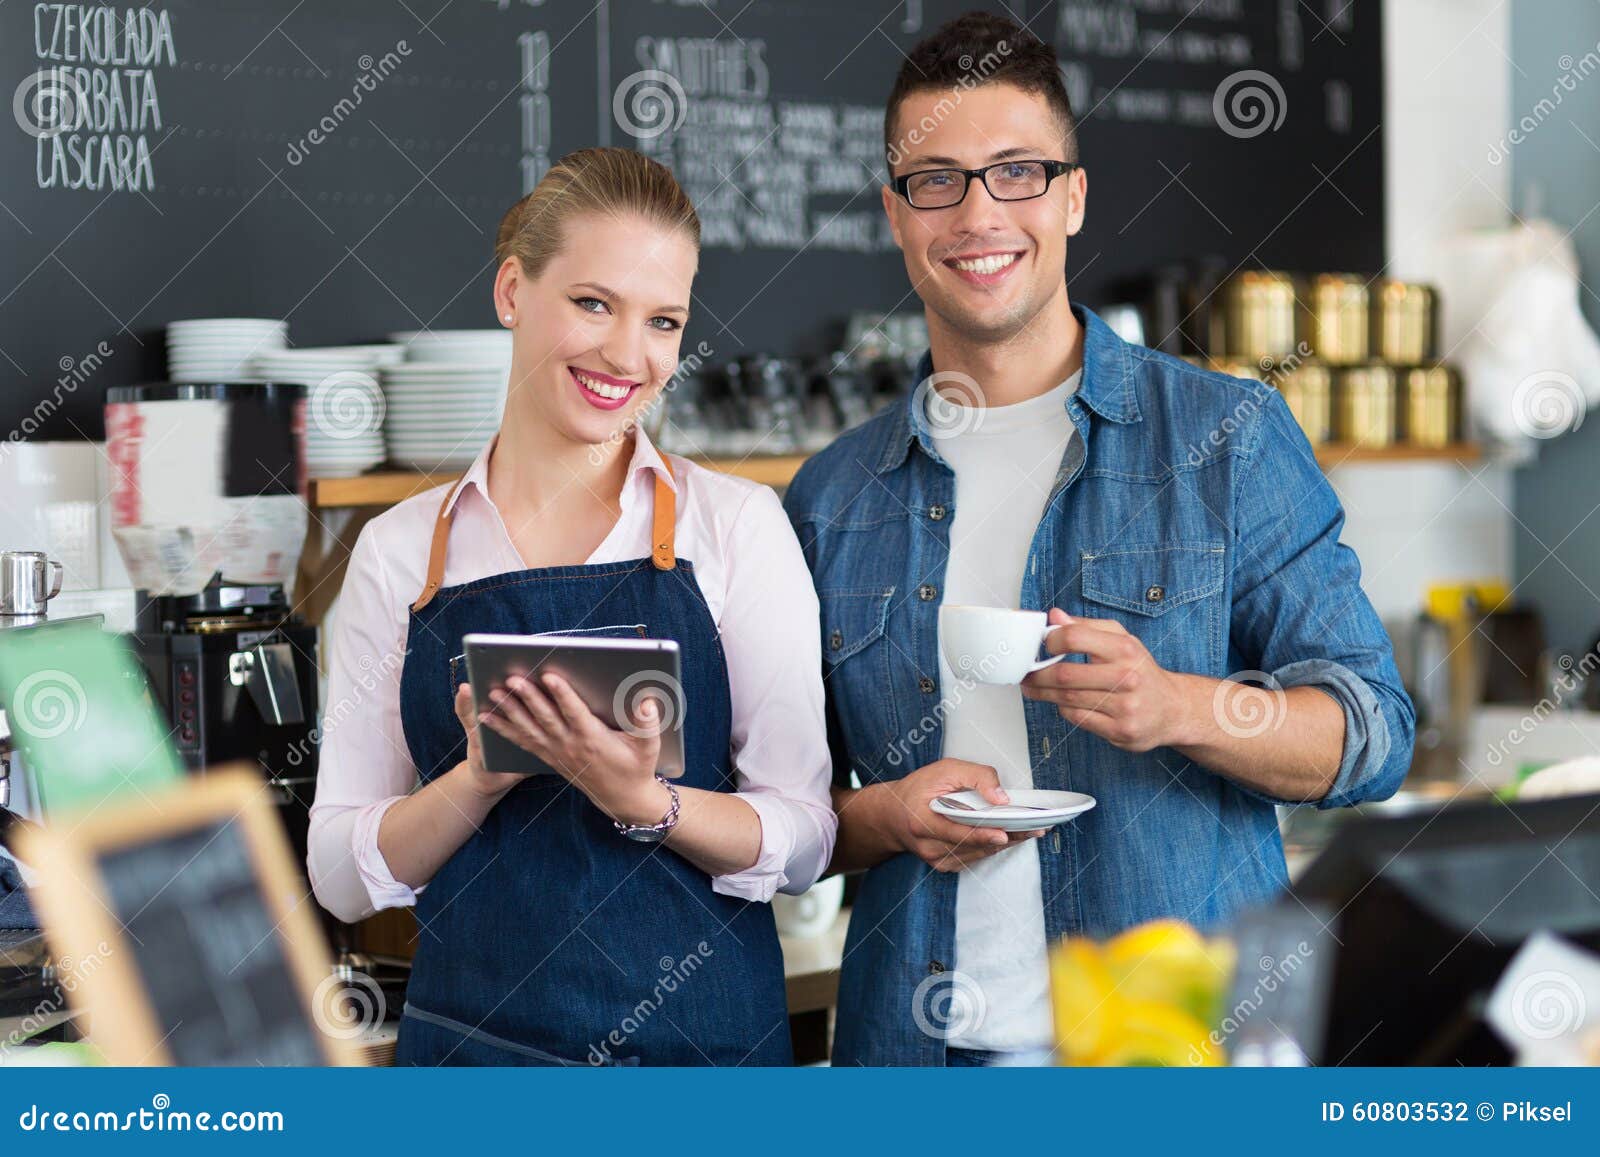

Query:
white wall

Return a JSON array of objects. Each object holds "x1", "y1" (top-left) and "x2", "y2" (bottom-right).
[{"x1": 1331, "y1": 0, "x2": 1514, "y2": 663}]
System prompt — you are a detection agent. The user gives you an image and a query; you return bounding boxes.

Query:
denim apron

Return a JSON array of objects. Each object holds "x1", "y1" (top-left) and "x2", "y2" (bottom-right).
[{"x1": 391, "y1": 467, "x2": 790, "y2": 1066}]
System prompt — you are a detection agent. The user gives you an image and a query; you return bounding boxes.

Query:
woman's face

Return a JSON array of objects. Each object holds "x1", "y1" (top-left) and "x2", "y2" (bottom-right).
[{"x1": 498, "y1": 212, "x2": 697, "y2": 450}]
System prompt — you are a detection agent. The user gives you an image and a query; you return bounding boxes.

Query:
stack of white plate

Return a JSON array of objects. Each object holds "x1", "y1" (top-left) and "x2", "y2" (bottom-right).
[
  {"x1": 389, "y1": 329, "x2": 513, "y2": 364},
  {"x1": 382, "y1": 361, "x2": 507, "y2": 472},
  {"x1": 166, "y1": 318, "x2": 288, "y2": 381},
  {"x1": 250, "y1": 346, "x2": 406, "y2": 478}
]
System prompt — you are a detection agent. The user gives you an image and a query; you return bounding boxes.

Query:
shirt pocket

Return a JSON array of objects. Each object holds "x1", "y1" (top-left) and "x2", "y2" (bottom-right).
[
  {"x1": 818, "y1": 586, "x2": 902, "y2": 783},
  {"x1": 1079, "y1": 542, "x2": 1224, "y2": 673}
]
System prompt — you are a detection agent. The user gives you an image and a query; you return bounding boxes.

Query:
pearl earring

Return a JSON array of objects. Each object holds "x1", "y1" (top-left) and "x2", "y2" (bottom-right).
[{"x1": 503, "y1": 314, "x2": 513, "y2": 324}]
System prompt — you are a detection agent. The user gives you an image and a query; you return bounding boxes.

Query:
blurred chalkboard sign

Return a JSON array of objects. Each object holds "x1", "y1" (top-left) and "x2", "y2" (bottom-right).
[
  {"x1": 20, "y1": 768, "x2": 352, "y2": 1066},
  {"x1": 1, "y1": 0, "x2": 1381, "y2": 440}
]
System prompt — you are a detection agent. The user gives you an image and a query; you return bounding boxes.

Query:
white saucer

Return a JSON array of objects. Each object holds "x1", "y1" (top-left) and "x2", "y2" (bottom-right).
[{"x1": 930, "y1": 789, "x2": 1097, "y2": 831}]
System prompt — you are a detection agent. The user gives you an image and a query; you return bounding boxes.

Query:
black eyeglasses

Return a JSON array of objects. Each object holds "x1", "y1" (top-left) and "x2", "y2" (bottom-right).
[{"x1": 890, "y1": 160, "x2": 1078, "y2": 209}]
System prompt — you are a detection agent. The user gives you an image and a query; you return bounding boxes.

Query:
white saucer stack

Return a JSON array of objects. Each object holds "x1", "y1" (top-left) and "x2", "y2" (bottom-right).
[
  {"x1": 389, "y1": 329, "x2": 512, "y2": 364},
  {"x1": 166, "y1": 317, "x2": 288, "y2": 381},
  {"x1": 381, "y1": 360, "x2": 507, "y2": 473},
  {"x1": 250, "y1": 346, "x2": 405, "y2": 478},
  {"x1": 378, "y1": 330, "x2": 511, "y2": 473}
]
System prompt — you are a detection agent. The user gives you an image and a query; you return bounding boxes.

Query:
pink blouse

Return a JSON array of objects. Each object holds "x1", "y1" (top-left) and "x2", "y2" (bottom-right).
[{"x1": 306, "y1": 430, "x2": 837, "y2": 924}]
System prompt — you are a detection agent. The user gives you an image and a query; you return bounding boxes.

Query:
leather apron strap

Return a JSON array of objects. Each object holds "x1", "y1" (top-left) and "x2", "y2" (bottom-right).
[
  {"x1": 411, "y1": 467, "x2": 677, "y2": 613},
  {"x1": 650, "y1": 470, "x2": 677, "y2": 572}
]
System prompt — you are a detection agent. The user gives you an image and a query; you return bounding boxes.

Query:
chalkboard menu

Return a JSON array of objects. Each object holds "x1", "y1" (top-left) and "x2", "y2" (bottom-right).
[
  {"x1": 98, "y1": 817, "x2": 324, "y2": 1065},
  {"x1": 1, "y1": 1, "x2": 1382, "y2": 442},
  {"x1": 1044, "y1": 0, "x2": 1385, "y2": 306},
  {"x1": 20, "y1": 768, "x2": 349, "y2": 1066}
]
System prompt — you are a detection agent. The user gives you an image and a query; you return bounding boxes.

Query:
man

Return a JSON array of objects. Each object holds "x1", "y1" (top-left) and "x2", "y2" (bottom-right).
[{"x1": 783, "y1": 12, "x2": 1413, "y2": 1067}]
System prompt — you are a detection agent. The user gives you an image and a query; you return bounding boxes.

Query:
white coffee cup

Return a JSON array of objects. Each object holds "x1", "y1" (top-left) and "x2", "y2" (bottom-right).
[{"x1": 939, "y1": 605, "x2": 1067, "y2": 685}]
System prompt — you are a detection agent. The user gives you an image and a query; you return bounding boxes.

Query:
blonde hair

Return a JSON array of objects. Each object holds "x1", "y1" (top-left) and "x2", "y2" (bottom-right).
[{"x1": 494, "y1": 147, "x2": 700, "y2": 278}]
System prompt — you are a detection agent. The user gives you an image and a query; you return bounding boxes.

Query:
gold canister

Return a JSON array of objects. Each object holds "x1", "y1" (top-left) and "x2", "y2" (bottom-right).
[
  {"x1": 1208, "y1": 356, "x2": 1263, "y2": 380},
  {"x1": 1373, "y1": 281, "x2": 1437, "y2": 363},
  {"x1": 1302, "y1": 274, "x2": 1370, "y2": 364},
  {"x1": 1399, "y1": 364, "x2": 1460, "y2": 447},
  {"x1": 1218, "y1": 271, "x2": 1297, "y2": 360},
  {"x1": 1336, "y1": 364, "x2": 1398, "y2": 447},
  {"x1": 1276, "y1": 360, "x2": 1334, "y2": 446}
]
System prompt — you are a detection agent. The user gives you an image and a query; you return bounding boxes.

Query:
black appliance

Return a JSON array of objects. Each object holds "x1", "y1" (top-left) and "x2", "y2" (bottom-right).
[
  {"x1": 1292, "y1": 793, "x2": 1600, "y2": 1065},
  {"x1": 130, "y1": 575, "x2": 320, "y2": 867}
]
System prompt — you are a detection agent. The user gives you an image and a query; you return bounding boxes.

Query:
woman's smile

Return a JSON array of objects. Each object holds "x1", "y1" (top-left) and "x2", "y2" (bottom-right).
[{"x1": 568, "y1": 364, "x2": 641, "y2": 410}]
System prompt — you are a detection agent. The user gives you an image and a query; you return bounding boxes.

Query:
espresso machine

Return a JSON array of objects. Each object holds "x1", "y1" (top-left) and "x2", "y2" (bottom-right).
[
  {"x1": 104, "y1": 380, "x2": 407, "y2": 1015},
  {"x1": 103, "y1": 382, "x2": 322, "y2": 864},
  {"x1": 129, "y1": 576, "x2": 321, "y2": 864}
]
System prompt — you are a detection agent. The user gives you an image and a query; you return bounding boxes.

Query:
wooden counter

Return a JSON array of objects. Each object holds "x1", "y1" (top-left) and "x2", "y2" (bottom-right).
[{"x1": 780, "y1": 907, "x2": 850, "y2": 1015}]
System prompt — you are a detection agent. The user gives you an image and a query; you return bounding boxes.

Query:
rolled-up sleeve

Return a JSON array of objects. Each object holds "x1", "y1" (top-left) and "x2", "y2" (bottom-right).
[
  {"x1": 710, "y1": 485, "x2": 838, "y2": 900},
  {"x1": 1227, "y1": 389, "x2": 1416, "y2": 809},
  {"x1": 307, "y1": 525, "x2": 424, "y2": 923}
]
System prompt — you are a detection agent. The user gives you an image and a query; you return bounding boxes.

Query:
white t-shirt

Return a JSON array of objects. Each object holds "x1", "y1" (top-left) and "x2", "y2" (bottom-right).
[{"x1": 928, "y1": 370, "x2": 1080, "y2": 1053}]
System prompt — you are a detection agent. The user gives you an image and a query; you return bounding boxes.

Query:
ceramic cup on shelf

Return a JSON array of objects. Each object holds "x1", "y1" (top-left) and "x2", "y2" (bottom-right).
[{"x1": 772, "y1": 874, "x2": 845, "y2": 939}]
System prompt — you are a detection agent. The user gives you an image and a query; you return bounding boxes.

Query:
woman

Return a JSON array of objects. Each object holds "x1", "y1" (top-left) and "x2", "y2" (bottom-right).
[{"x1": 307, "y1": 148, "x2": 836, "y2": 1066}]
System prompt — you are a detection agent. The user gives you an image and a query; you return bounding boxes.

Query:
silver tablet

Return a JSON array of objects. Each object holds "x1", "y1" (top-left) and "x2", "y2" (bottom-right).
[{"x1": 461, "y1": 633, "x2": 686, "y2": 777}]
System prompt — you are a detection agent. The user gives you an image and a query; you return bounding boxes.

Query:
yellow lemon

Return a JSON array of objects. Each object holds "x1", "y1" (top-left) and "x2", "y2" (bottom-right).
[
  {"x1": 1050, "y1": 938, "x2": 1120, "y2": 1064},
  {"x1": 1103, "y1": 918, "x2": 1206, "y2": 965},
  {"x1": 1103, "y1": 921, "x2": 1235, "y2": 1026},
  {"x1": 1092, "y1": 999, "x2": 1220, "y2": 1067}
]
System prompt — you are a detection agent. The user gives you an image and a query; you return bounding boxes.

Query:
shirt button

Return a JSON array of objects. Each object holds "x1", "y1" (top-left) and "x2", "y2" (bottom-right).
[
  {"x1": 928, "y1": 504, "x2": 947, "y2": 520},
  {"x1": 1145, "y1": 585, "x2": 1165, "y2": 604},
  {"x1": 917, "y1": 583, "x2": 938, "y2": 602},
  {"x1": 928, "y1": 960, "x2": 946, "y2": 974},
  {"x1": 829, "y1": 628, "x2": 843, "y2": 651},
  {"x1": 918, "y1": 676, "x2": 936, "y2": 694}
]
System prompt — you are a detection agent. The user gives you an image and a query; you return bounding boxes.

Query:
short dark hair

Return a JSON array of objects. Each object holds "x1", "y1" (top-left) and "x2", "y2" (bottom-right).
[{"x1": 884, "y1": 11, "x2": 1078, "y2": 170}]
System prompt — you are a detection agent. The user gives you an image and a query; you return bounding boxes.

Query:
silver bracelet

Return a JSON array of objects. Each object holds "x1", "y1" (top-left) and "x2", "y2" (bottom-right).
[{"x1": 613, "y1": 774, "x2": 680, "y2": 843}]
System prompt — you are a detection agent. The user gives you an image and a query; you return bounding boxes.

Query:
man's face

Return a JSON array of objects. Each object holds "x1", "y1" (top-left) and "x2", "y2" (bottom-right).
[{"x1": 881, "y1": 83, "x2": 1087, "y2": 345}]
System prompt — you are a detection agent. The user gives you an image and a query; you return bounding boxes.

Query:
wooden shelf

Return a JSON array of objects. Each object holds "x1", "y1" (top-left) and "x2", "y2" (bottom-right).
[
  {"x1": 310, "y1": 445, "x2": 1480, "y2": 508},
  {"x1": 309, "y1": 455, "x2": 811, "y2": 508},
  {"x1": 308, "y1": 470, "x2": 456, "y2": 508},
  {"x1": 1312, "y1": 442, "x2": 1480, "y2": 467}
]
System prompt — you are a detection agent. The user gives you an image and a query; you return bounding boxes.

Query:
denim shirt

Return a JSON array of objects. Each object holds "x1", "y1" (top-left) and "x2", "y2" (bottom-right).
[{"x1": 782, "y1": 305, "x2": 1415, "y2": 1066}]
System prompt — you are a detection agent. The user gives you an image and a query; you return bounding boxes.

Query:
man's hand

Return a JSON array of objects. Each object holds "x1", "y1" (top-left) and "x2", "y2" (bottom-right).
[
  {"x1": 847, "y1": 758, "x2": 1045, "y2": 873},
  {"x1": 1021, "y1": 608, "x2": 1192, "y2": 752}
]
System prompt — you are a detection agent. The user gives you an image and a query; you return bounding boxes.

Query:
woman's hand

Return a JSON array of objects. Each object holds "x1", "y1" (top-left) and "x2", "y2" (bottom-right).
[
  {"x1": 453, "y1": 682, "x2": 527, "y2": 801},
  {"x1": 478, "y1": 672, "x2": 669, "y2": 825}
]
